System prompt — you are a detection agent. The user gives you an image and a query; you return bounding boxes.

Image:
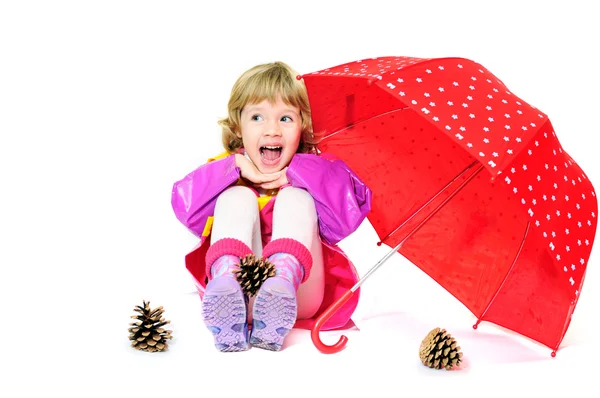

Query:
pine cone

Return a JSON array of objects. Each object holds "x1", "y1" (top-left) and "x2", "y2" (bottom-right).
[
  {"x1": 128, "y1": 300, "x2": 172, "y2": 352},
  {"x1": 419, "y1": 327, "x2": 463, "y2": 370},
  {"x1": 234, "y1": 254, "x2": 276, "y2": 297}
]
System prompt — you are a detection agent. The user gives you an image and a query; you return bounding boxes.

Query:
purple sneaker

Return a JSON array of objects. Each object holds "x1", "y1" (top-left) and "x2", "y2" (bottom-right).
[
  {"x1": 249, "y1": 276, "x2": 297, "y2": 351},
  {"x1": 202, "y1": 276, "x2": 249, "y2": 352}
]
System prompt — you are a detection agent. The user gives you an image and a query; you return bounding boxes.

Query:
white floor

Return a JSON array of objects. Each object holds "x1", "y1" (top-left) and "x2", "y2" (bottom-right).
[
  {"x1": 2, "y1": 1, "x2": 599, "y2": 397},
  {"x1": 10, "y1": 221, "x2": 595, "y2": 397}
]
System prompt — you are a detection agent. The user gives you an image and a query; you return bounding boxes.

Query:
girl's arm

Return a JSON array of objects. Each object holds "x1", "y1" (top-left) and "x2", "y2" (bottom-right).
[
  {"x1": 286, "y1": 153, "x2": 372, "y2": 245},
  {"x1": 171, "y1": 155, "x2": 240, "y2": 237}
]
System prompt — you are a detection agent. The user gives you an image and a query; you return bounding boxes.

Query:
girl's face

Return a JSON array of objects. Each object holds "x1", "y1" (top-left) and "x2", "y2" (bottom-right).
[{"x1": 238, "y1": 97, "x2": 302, "y2": 174}]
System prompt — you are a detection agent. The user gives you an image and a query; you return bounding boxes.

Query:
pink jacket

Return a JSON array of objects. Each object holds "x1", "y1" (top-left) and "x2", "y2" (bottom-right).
[{"x1": 171, "y1": 152, "x2": 372, "y2": 330}]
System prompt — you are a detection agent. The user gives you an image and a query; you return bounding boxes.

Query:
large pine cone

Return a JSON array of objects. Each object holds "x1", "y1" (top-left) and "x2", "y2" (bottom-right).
[{"x1": 128, "y1": 300, "x2": 172, "y2": 352}]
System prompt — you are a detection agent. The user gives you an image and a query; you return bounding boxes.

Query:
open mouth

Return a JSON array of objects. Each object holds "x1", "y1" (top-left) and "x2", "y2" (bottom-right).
[{"x1": 260, "y1": 146, "x2": 283, "y2": 164}]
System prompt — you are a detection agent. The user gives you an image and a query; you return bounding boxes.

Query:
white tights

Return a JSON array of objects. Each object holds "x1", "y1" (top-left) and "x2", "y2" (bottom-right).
[{"x1": 211, "y1": 185, "x2": 325, "y2": 320}]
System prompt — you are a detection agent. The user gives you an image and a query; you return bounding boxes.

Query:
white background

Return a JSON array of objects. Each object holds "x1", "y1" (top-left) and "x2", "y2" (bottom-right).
[{"x1": 1, "y1": 0, "x2": 598, "y2": 396}]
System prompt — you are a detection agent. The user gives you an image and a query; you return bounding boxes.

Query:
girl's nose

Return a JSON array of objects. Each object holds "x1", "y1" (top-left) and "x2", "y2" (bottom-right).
[{"x1": 265, "y1": 120, "x2": 282, "y2": 136}]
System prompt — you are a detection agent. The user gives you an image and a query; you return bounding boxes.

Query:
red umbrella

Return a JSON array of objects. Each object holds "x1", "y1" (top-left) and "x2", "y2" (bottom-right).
[{"x1": 301, "y1": 56, "x2": 598, "y2": 355}]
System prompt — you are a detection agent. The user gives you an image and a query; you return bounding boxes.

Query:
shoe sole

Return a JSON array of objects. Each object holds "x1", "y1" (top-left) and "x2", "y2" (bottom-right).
[
  {"x1": 250, "y1": 279, "x2": 297, "y2": 351},
  {"x1": 202, "y1": 278, "x2": 249, "y2": 352}
]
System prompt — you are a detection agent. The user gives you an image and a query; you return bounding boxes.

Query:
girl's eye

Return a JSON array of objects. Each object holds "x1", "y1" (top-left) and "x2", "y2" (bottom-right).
[
  {"x1": 281, "y1": 116, "x2": 293, "y2": 122},
  {"x1": 251, "y1": 115, "x2": 263, "y2": 121}
]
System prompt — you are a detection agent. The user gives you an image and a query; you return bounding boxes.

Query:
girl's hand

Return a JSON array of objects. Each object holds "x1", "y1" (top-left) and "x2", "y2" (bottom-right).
[
  {"x1": 235, "y1": 154, "x2": 281, "y2": 185},
  {"x1": 260, "y1": 167, "x2": 289, "y2": 190}
]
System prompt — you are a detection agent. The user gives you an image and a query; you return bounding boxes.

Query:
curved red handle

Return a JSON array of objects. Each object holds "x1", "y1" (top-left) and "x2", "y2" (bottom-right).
[{"x1": 310, "y1": 289, "x2": 355, "y2": 354}]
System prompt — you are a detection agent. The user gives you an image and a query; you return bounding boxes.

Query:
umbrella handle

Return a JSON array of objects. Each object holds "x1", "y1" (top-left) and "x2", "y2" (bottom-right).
[{"x1": 311, "y1": 289, "x2": 355, "y2": 354}]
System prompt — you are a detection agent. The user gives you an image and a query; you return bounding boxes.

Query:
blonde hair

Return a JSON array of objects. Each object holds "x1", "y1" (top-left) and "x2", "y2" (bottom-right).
[{"x1": 218, "y1": 61, "x2": 319, "y2": 154}]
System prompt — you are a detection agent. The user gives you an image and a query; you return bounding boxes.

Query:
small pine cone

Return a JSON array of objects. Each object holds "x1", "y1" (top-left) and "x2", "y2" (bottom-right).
[
  {"x1": 128, "y1": 300, "x2": 173, "y2": 352},
  {"x1": 419, "y1": 327, "x2": 463, "y2": 370},
  {"x1": 234, "y1": 254, "x2": 276, "y2": 297}
]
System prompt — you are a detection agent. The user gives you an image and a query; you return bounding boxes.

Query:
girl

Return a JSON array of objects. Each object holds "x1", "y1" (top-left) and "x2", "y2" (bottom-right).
[{"x1": 171, "y1": 61, "x2": 372, "y2": 352}]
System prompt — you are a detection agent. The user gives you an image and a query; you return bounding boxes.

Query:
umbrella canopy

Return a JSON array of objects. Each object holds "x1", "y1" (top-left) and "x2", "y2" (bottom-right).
[{"x1": 302, "y1": 56, "x2": 597, "y2": 353}]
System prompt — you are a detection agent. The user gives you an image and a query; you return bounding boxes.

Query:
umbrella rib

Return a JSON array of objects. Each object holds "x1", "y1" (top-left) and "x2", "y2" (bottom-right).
[
  {"x1": 353, "y1": 162, "x2": 484, "y2": 291},
  {"x1": 379, "y1": 159, "x2": 479, "y2": 245},
  {"x1": 473, "y1": 221, "x2": 531, "y2": 329},
  {"x1": 321, "y1": 106, "x2": 410, "y2": 141}
]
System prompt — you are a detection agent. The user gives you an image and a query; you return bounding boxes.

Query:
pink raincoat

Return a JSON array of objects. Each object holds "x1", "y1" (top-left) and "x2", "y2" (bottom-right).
[{"x1": 172, "y1": 152, "x2": 372, "y2": 330}]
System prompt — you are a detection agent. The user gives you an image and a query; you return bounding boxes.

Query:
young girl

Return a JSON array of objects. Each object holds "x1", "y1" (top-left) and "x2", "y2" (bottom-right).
[{"x1": 171, "y1": 61, "x2": 372, "y2": 352}]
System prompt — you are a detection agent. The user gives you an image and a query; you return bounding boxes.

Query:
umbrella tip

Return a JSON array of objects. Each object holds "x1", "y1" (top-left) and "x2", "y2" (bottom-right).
[
  {"x1": 551, "y1": 351, "x2": 556, "y2": 358},
  {"x1": 296, "y1": 74, "x2": 302, "y2": 80},
  {"x1": 376, "y1": 241, "x2": 382, "y2": 246}
]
